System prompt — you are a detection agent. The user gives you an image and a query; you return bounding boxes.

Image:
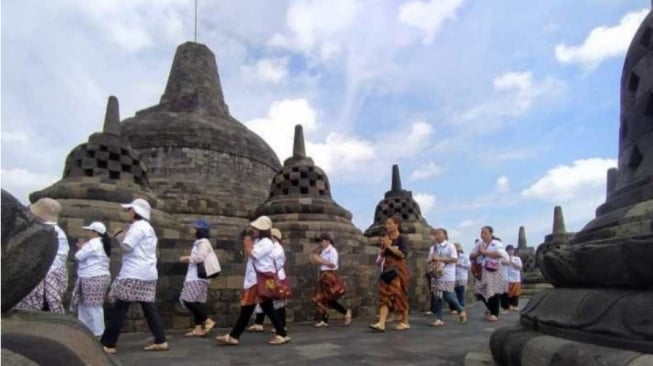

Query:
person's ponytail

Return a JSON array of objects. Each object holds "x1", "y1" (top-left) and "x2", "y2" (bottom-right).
[{"x1": 101, "y1": 232, "x2": 111, "y2": 257}]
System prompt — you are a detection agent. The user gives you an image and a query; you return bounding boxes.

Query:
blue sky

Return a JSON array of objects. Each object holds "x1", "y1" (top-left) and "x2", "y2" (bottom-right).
[{"x1": 2, "y1": 0, "x2": 649, "y2": 252}]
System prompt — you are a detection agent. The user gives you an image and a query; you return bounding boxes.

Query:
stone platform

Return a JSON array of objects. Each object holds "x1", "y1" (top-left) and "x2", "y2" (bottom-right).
[{"x1": 110, "y1": 301, "x2": 510, "y2": 366}]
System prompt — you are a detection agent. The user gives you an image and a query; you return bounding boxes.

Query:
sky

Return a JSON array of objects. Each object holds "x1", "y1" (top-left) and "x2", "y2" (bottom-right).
[{"x1": 2, "y1": 0, "x2": 650, "y2": 252}]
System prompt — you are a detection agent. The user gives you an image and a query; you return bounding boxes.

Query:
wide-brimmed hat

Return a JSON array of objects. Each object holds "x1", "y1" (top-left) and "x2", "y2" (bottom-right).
[
  {"x1": 82, "y1": 222, "x2": 107, "y2": 235},
  {"x1": 315, "y1": 233, "x2": 333, "y2": 244},
  {"x1": 192, "y1": 218, "x2": 211, "y2": 230},
  {"x1": 30, "y1": 198, "x2": 62, "y2": 222},
  {"x1": 250, "y1": 216, "x2": 272, "y2": 231},
  {"x1": 121, "y1": 198, "x2": 151, "y2": 221},
  {"x1": 271, "y1": 228, "x2": 282, "y2": 241}
]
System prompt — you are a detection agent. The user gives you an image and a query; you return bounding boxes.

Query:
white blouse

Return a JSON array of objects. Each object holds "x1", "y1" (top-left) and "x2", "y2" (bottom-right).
[
  {"x1": 270, "y1": 240, "x2": 287, "y2": 280},
  {"x1": 319, "y1": 244, "x2": 339, "y2": 272},
  {"x1": 455, "y1": 253, "x2": 471, "y2": 282},
  {"x1": 243, "y1": 237, "x2": 276, "y2": 289},
  {"x1": 45, "y1": 222, "x2": 70, "y2": 273},
  {"x1": 184, "y1": 238, "x2": 211, "y2": 283},
  {"x1": 428, "y1": 241, "x2": 457, "y2": 282},
  {"x1": 505, "y1": 256, "x2": 523, "y2": 283},
  {"x1": 74, "y1": 237, "x2": 110, "y2": 278},
  {"x1": 118, "y1": 220, "x2": 158, "y2": 281}
]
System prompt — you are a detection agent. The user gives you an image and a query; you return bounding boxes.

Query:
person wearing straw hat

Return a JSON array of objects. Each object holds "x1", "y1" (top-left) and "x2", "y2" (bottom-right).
[
  {"x1": 178, "y1": 218, "x2": 216, "y2": 337},
  {"x1": 14, "y1": 197, "x2": 70, "y2": 314},
  {"x1": 216, "y1": 216, "x2": 290, "y2": 346},
  {"x1": 70, "y1": 221, "x2": 112, "y2": 337},
  {"x1": 100, "y1": 198, "x2": 168, "y2": 353},
  {"x1": 247, "y1": 228, "x2": 288, "y2": 333}
]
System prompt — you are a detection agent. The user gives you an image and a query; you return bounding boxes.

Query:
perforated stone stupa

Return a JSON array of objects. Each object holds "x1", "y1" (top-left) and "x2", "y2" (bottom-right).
[
  {"x1": 491, "y1": 9, "x2": 653, "y2": 365},
  {"x1": 365, "y1": 165, "x2": 434, "y2": 311},
  {"x1": 30, "y1": 97, "x2": 183, "y2": 330},
  {"x1": 120, "y1": 42, "x2": 281, "y2": 239},
  {"x1": 251, "y1": 125, "x2": 378, "y2": 321}
]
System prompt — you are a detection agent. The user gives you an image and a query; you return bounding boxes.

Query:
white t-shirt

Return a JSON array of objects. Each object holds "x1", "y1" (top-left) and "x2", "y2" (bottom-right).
[
  {"x1": 74, "y1": 237, "x2": 110, "y2": 278},
  {"x1": 319, "y1": 244, "x2": 339, "y2": 271},
  {"x1": 118, "y1": 220, "x2": 158, "y2": 281},
  {"x1": 243, "y1": 237, "x2": 276, "y2": 289},
  {"x1": 270, "y1": 240, "x2": 287, "y2": 280},
  {"x1": 185, "y1": 238, "x2": 211, "y2": 283},
  {"x1": 455, "y1": 253, "x2": 470, "y2": 282},
  {"x1": 46, "y1": 222, "x2": 70, "y2": 273},
  {"x1": 472, "y1": 239, "x2": 507, "y2": 267},
  {"x1": 506, "y1": 256, "x2": 522, "y2": 283},
  {"x1": 428, "y1": 241, "x2": 457, "y2": 282}
]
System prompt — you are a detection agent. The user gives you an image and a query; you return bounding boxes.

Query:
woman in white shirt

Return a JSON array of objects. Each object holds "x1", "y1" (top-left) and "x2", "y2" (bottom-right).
[
  {"x1": 70, "y1": 222, "x2": 111, "y2": 337},
  {"x1": 248, "y1": 228, "x2": 288, "y2": 332},
  {"x1": 216, "y1": 216, "x2": 290, "y2": 346},
  {"x1": 100, "y1": 198, "x2": 168, "y2": 353},
  {"x1": 428, "y1": 228, "x2": 467, "y2": 326},
  {"x1": 470, "y1": 226, "x2": 508, "y2": 322},
  {"x1": 14, "y1": 198, "x2": 70, "y2": 313},
  {"x1": 179, "y1": 219, "x2": 216, "y2": 337},
  {"x1": 502, "y1": 245, "x2": 523, "y2": 311},
  {"x1": 311, "y1": 233, "x2": 351, "y2": 328},
  {"x1": 453, "y1": 243, "x2": 470, "y2": 310}
]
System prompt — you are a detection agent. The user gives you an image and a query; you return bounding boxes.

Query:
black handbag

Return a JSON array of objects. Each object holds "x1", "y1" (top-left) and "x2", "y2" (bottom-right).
[{"x1": 380, "y1": 266, "x2": 398, "y2": 284}]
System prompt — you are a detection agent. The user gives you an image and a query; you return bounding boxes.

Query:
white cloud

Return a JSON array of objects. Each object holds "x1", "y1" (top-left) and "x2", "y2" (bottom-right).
[
  {"x1": 410, "y1": 162, "x2": 444, "y2": 181},
  {"x1": 458, "y1": 219, "x2": 476, "y2": 229},
  {"x1": 269, "y1": 0, "x2": 359, "y2": 60},
  {"x1": 398, "y1": 0, "x2": 464, "y2": 44},
  {"x1": 555, "y1": 8, "x2": 648, "y2": 70},
  {"x1": 496, "y1": 176, "x2": 510, "y2": 193},
  {"x1": 1, "y1": 168, "x2": 59, "y2": 204},
  {"x1": 521, "y1": 158, "x2": 617, "y2": 202},
  {"x1": 414, "y1": 193, "x2": 436, "y2": 215},
  {"x1": 242, "y1": 57, "x2": 289, "y2": 83},
  {"x1": 455, "y1": 71, "x2": 565, "y2": 132}
]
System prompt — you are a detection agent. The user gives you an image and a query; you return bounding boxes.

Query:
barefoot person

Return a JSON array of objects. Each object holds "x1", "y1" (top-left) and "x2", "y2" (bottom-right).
[
  {"x1": 14, "y1": 198, "x2": 70, "y2": 313},
  {"x1": 101, "y1": 198, "x2": 168, "y2": 353},
  {"x1": 216, "y1": 216, "x2": 289, "y2": 346},
  {"x1": 311, "y1": 233, "x2": 352, "y2": 328},
  {"x1": 70, "y1": 222, "x2": 112, "y2": 337},
  {"x1": 370, "y1": 216, "x2": 410, "y2": 332},
  {"x1": 428, "y1": 228, "x2": 467, "y2": 327},
  {"x1": 179, "y1": 219, "x2": 216, "y2": 337}
]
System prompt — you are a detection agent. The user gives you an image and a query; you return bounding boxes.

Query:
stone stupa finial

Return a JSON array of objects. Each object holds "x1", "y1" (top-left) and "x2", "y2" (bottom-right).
[
  {"x1": 103, "y1": 96, "x2": 121, "y2": 135},
  {"x1": 552, "y1": 206, "x2": 567, "y2": 235},
  {"x1": 518, "y1": 226, "x2": 527, "y2": 249},
  {"x1": 293, "y1": 125, "x2": 306, "y2": 158},
  {"x1": 391, "y1": 164, "x2": 402, "y2": 192}
]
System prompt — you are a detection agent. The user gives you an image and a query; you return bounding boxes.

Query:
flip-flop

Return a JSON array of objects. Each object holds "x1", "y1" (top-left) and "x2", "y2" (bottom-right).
[
  {"x1": 369, "y1": 323, "x2": 385, "y2": 332},
  {"x1": 143, "y1": 342, "x2": 169, "y2": 351},
  {"x1": 344, "y1": 310, "x2": 352, "y2": 326},
  {"x1": 185, "y1": 329, "x2": 205, "y2": 337},
  {"x1": 216, "y1": 335, "x2": 240, "y2": 346},
  {"x1": 268, "y1": 335, "x2": 291, "y2": 345},
  {"x1": 459, "y1": 312, "x2": 468, "y2": 324},
  {"x1": 204, "y1": 319, "x2": 216, "y2": 333},
  {"x1": 394, "y1": 323, "x2": 410, "y2": 331},
  {"x1": 431, "y1": 320, "x2": 445, "y2": 327}
]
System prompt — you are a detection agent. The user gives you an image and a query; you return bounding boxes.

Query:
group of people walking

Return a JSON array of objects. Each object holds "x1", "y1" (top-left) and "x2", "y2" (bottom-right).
[{"x1": 16, "y1": 197, "x2": 523, "y2": 354}]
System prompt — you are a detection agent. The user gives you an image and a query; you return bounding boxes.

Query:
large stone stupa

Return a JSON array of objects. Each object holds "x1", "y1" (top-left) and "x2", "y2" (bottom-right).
[
  {"x1": 365, "y1": 165, "x2": 434, "y2": 312},
  {"x1": 491, "y1": 9, "x2": 653, "y2": 365},
  {"x1": 253, "y1": 125, "x2": 378, "y2": 321},
  {"x1": 120, "y1": 42, "x2": 282, "y2": 239}
]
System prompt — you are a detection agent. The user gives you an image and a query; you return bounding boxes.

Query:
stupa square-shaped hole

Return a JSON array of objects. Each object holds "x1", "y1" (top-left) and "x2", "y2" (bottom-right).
[{"x1": 98, "y1": 160, "x2": 108, "y2": 169}]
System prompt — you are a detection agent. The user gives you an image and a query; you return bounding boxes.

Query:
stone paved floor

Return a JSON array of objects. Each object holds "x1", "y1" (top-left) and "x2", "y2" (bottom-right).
[{"x1": 111, "y1": 301, "x2": 519, "y2": 366}]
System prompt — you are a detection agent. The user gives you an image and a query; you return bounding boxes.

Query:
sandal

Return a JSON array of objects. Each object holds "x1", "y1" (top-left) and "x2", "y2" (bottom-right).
[
  {"x1": 459, "y1": 311, "x2": 468, "y2": 324},
  {"x1": 103, "y1": 346, "x2": 117, "y2": 355},
  {"x1": 185, "y1": 328, "x2": 205, "y2": 337},
  {"x1": 313, "y1": 321, "x2": 329, "y2": 328},
  {"x1": 369, "y1": 322, "x2": 385, "y2": 332},
  {"x1": 204, "y1": 319, "x2": 216, "y2": 333},
  {"x1": 450, "y1": 310, "x2": 459, "y2": 315},
  {"x1": 216, "y1": 334, "x2": 240, "y2": 346},
  {"x1": 143, "y1": 342, "x2": 169, "y2": 351},
  {"x1": 247, "y1": 324, "x2": 264, "y2": 332},
  {"x1": 268, "y1": 335, "x2": 290, "y2": 345},
  {"x1": 394, "y1": 322, "x2": 410, "y2": 331},
  {"x1": 344, "y1": 310, "x2": 352, "y2": 326},
  {"x1": 487, "y1": 315, "x2": 498, "y2": 322},
  {"x1": 431, "y1": 320, "x2": 445, "y2": 327}
]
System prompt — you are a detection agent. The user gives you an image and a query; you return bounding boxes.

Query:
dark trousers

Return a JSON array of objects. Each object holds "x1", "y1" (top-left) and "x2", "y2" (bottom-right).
[
  {"x1": 254, "y1": 306, "x2": 287, "y2": 328},
  {"x1": 509, "y1": 295, "x2": 519, "y2": 308},
  {"x1": 231, "y1": 300, "x2": 286, "y2": 339},
  {"x1": 322, "y1": 300, "x2": 347, "y2": 322},
  {"x1": 184, "y1": 301, "x2": 208, "y2": 326},
  {"x1": 101, "y1": 300, "x2": 166, "y2": 347},
  {"x1": 500, "y1": 293, "x2": 510, "y2": 310},
  {"x1": 455, "y1": 285, "x2": 466, "y2": 307},
  {"x1": 478, "y1": 294, "x2": 501, "y2": 317},
  {"x1": 432, "y1": 292, "x2": 464, "y2": 320}
]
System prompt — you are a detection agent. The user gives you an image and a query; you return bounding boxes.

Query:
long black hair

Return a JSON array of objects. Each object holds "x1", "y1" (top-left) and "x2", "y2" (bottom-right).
[
  {"x1": 195, "y1": 228, "x2": 210, "y2": 240},
  {"x1": 482, "y1": 225, "x2": 502, "y2": 242},
  {"x1": 100, "y1": 232, "x2": 111, "y2": 257}
]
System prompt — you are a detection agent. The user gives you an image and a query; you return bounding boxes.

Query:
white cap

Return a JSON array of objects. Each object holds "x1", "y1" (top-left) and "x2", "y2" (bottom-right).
[
  {"x1": 82, "y1": 221, "x2": 107, "y2": 235},
  {"x1": 271, "y1": 228, "x2": 282, "y2": 240},
  {"x1": 250, "y1": 216, "x2": 272, "y2": 231},
  {"x1": 121, "y1": 198, "x2": 151, "y2": 221}
]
